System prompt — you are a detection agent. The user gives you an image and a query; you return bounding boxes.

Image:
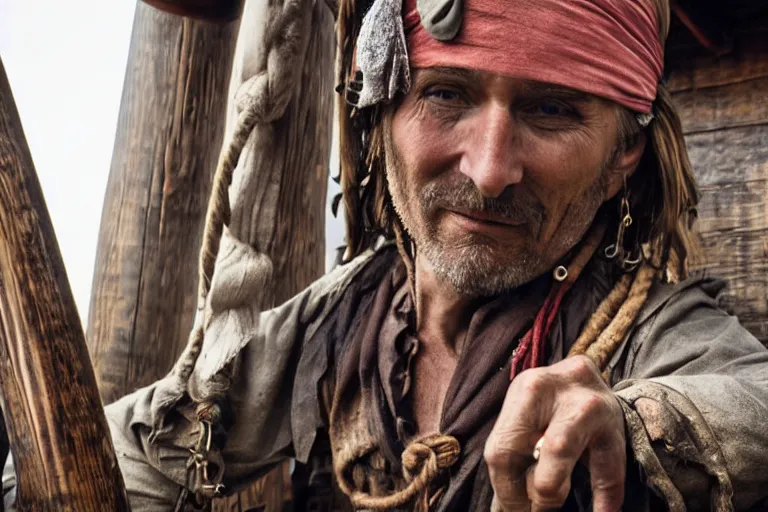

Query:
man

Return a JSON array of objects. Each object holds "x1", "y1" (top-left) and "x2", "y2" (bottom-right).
[{"x1": 19, "y1": 0, "x2": 768, "y2": 510}]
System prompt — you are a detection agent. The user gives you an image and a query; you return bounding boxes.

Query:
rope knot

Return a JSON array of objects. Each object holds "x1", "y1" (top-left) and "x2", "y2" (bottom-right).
[
  {"x1": 401, "y1": 435, "x2": 460, "y2": 484},
  {"x1": 196, "y1": 402, "x2": 222, "y2": 423},
  {"x1": 346, "y1": 435, "x2": 461, "y2": 511}
]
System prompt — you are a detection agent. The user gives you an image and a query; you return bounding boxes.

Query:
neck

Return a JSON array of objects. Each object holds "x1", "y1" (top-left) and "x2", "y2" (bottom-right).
[{"x1": 413, "y1": 254, "x2": 479, "y2": 355}]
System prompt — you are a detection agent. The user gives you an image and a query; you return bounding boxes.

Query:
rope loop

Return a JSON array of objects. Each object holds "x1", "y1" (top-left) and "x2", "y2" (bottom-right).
[{"x1": 348, "y1": 435, "x2": 460, "y2": 511}]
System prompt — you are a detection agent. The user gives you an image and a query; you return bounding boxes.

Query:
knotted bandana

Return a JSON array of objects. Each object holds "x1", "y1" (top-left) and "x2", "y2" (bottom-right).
[{"x1": 353, "y1": 0, "x2": 663, "y2": 114}]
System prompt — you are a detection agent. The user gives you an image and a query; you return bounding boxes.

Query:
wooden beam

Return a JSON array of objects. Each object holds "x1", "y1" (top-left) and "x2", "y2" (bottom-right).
[
  {"x1": 0, "y1": 57, "x2": 130, "y2": 511},
  {"x1": 86, "y1": 1, "x2": 240, "y2": 404},
  {"x1": 141, "y1": 0, "x2": 244, "y2": 21},
  {"x1": 671, "y1": 0, "x2": 732, "y2": 57},
  {"x1": 213, "y1": 0, "x2": 335, "y2": 509}
]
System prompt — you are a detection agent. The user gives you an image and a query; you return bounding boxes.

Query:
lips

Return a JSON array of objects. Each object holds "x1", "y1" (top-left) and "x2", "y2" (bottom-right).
[{"x1": 447, "y1": 207, "x2": 525, "y2": 227}]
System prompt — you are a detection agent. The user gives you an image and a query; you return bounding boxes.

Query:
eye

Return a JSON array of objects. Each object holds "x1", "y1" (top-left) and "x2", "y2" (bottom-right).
[
  {"x1": 530, "y1": 101, "x2": 577, "y2": 117},
  {"x1": 538, "y1": 102, "x2": 567, "y2": 116},
  {"x1": 424, "y1": 87, "x2": 462, "y2": 102},
  {"x1": 520, "y1": 99, "x2": 583, "y2": 131}
]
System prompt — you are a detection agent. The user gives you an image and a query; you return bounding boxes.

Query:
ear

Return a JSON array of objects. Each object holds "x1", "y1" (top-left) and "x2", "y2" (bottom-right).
[{"x1": 604, "y1": 132, "x2": 647, "y2": 199}]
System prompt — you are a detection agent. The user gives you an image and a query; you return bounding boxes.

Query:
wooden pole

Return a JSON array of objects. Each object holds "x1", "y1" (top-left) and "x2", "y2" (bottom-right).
[
  {"x1": 140, "y1": 0, "x2": 244, "y2": 21},
  {"x1": 213, "y1": 0, "x2": 335, "y2": 509},
  {"x1": 86, "y1": 2, "x2": 241, "y2": 404},
  {"x1": 0, "y1": 58, "x2": 130, "y2": 511}
]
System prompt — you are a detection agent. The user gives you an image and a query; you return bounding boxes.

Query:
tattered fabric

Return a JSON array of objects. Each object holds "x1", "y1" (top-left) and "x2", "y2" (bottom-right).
[{"x1": 404, "y1": 0, "x2": 664, "y2": 113}]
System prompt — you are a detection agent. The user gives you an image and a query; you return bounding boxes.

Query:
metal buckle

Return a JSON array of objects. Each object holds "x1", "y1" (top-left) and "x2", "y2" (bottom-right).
[{"x1": 188, "y1": 420, "x2": 226, "y2": 501}]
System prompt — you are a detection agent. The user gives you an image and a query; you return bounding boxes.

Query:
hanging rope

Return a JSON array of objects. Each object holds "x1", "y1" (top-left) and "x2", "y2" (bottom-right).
[
  {"x1": 171, "y1": 0, "x2": 313, "y2": 385},
  {"x1": 148, "y1": 0, "x2": 317, "y2": 502},
  {"x1": 337, "y1": 435, "x2": 460, "y2": 511},
  {"x1": 568, "y1": 262, "x2": 658, "y2": 376}
]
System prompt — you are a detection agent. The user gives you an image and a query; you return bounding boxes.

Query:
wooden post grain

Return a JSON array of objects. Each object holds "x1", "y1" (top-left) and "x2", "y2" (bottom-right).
[
  {"x1": 87, "y1": 1, "x2": 240, "y2": 404},
  {"x1": 0, "y1": 58, "x2": 130, "y2": 511},
  {"x1": 213, "y1": 0, "x2": 336, "y2": 509}
]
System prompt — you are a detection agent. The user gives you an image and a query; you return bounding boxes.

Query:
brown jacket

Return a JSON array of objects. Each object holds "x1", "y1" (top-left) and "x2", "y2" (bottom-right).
[{"x1": 6, "y1": 243, "x2": 768, "y2": 511}]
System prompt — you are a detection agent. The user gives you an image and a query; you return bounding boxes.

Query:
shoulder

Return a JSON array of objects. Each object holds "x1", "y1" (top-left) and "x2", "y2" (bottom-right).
[
  {"x1": 614, "y1": 273, "x2": 766, "y2": 381},
  {"x1": 305, "y1": 240, "x2": 399, "y2": 316},
  {"x1": 636, "y1": 274, "x2": 728, "y2": 326}
]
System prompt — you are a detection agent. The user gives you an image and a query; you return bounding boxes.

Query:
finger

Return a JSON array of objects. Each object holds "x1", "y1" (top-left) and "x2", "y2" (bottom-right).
[
  {"x1": 485, "y1": 426, "x2": 539, "y2": 510},
  {"x1": 587, "y1": 430, "x2": 626, "y2": 512},
  {"x1": 527, "y1": 384, "x2": 616, "y2": 510},
  {"x1": 526, "y1": 419, "x2": 589, "y2": 509},
  {"x1": 526, "y1": 465, "x2": 569, "y2": 512},
  {"x1": 485, "y1": 371, "x2": 556, "y2": 510},
  {"x1": 488, "y1": 467, "x2": 529, "y2": 512}
]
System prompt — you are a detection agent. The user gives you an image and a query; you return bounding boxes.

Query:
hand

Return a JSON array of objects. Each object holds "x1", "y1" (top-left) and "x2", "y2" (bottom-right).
[{"x1": 484, "y1": 355, "x2": 626, "y2": 512}]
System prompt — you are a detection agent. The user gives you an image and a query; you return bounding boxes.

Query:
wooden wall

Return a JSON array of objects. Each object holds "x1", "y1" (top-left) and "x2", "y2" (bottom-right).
[{"x1": 669, "y1": 25, "x2": 768, "y2": 344}]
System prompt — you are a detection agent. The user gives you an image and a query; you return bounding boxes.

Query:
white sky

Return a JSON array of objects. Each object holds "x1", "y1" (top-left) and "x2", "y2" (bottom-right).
[{"x1": 0, "y1": 0, "x2": 344, "y2": 323}]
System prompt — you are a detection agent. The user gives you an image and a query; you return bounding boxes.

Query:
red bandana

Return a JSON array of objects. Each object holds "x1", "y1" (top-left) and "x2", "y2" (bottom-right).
[{"x1": 404, "y1": 0, "x2": 663, "y2": 113}]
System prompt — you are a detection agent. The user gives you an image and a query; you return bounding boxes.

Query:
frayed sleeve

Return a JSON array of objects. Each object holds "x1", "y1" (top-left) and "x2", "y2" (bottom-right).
[
  {"x1": 81, "y1": 248, "x2": 380, "y2": 511},
  {"x1": 613, "y1": 280, "x2": 768, "y2": 511}
]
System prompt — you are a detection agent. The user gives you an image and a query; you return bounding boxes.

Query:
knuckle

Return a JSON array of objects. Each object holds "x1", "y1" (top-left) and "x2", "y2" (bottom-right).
[
  {"x1": 484, "y1": 430, "x2": 529, "y2": 475},
  {"x1": 545, "y1": 432, "x2": 574, "y2": 459},
  {"x1": 564, "y1": 356, "x2": 599, "y2": 383},
  {"x1": 580, "y1": 392, "x2": 611, "y2": 418},
  {"x1": 593, "y1": 478, "x2": 626, "y2": 508},
  {"x1": 484, "y1": 435, "x2": 512, "y2": 470},
  {"x1": 517, "y1": 368, "x2": 548, "y2": 395},
  {"x1": 531, "y1": 473, "x2": 570, "y2": 508}
]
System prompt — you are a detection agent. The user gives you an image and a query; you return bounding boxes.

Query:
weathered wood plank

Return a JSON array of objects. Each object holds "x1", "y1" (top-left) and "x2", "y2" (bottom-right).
[
  {"x1": 87, "y1": 1, "x2": 240, "y2": 404},
  {"x1": 687, "y1": 125, "x2": 768, "y2": 343},
  {"x1": 673, "y1": 76, "x2": 768, "y2": 134},
  {"x1": 212, "y1": 0, "x2": 335, "y2": 509},
  {"x1": 0, "y1": 58, "x2": 130, "y2": 511},
  {"x1": 668, "y1": 31, "x2": 768, "y2": 92}
]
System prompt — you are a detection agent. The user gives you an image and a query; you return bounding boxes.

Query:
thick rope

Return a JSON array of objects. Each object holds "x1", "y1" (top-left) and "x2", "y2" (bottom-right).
[
  {"x1": 567, "y1": 274, "x2": 632, "y2": 358},
  {"x1": 150, "y1": 0, "x2": 315, "y2": 496},
  {"x1": 169, "y1": 0, "x2": 313, "y2": 389},
  {"x1": 568, "y1": 262, "x2": 658, "y2": 377},
  {"x1": 344, "y1": 435, "x2": 461, "y2": 511},
  {"x1": 585, "y1": 262, "x2": 657, "y2": 370}
]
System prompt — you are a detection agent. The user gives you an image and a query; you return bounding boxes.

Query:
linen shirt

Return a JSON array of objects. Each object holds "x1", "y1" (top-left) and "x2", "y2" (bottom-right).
[{"x1": 5, "y1": 243, "x2": 768, "y2": 510}]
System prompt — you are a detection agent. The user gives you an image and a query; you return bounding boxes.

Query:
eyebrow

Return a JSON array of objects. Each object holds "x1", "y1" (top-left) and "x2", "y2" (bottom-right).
[
  {"x1": 521, "y1": 83, "x2": 592, "y2": 103},
  {"x1": 413, "y1": 67, "x2": 595, "y2": 103},
  {"x1": 412, "y1": 67, "x2": 485, "y2": 85}
]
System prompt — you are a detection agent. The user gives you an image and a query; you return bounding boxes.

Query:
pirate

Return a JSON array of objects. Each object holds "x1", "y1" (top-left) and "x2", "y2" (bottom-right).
[{"x1": 11, "y1": 0, "x2": 768, "y2": 510}]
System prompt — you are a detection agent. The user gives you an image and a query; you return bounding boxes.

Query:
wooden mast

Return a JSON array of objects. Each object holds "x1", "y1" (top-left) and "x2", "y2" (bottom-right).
[
  {"x1": 211, "y1": 0, "x2": 336, "y2": 508},
  {"x1": 86, "y1": 1, "x2": 242, "y2": 404},
  {"x1": 141, "y1": 0, "x2": 243, "y2": 21},
  {"x1": 87, "y1": 0, "x2": 334, "y2": 508},
  {"x1": 0, "y1": 57, "x2": 130, "y2": 511}
]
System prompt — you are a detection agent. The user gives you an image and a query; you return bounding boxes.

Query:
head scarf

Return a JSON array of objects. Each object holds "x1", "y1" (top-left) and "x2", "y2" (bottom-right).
[{"x1": 353, "y1": 0, "x2": 663, "y2": 114}]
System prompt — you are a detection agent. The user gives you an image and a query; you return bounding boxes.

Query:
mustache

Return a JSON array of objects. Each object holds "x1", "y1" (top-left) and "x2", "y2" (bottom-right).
[{"x1": 421, "y1": 179, "x2": 545, "y2": 226}]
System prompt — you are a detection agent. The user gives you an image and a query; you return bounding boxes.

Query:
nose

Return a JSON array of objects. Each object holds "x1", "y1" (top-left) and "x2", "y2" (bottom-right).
[{"x1": 459, "y1": 103, "x2": 523, "y2": 198}]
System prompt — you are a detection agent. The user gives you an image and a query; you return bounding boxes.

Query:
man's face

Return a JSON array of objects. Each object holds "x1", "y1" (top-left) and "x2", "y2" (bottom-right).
[{"x1": 386, "y1": 67, "x2": 631, "y2": 297}]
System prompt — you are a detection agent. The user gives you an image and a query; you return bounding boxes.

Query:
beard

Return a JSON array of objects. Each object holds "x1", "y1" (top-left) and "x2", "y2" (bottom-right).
[{"x1": 384, "y1": 133, "x2": 609, "y2": 298}]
